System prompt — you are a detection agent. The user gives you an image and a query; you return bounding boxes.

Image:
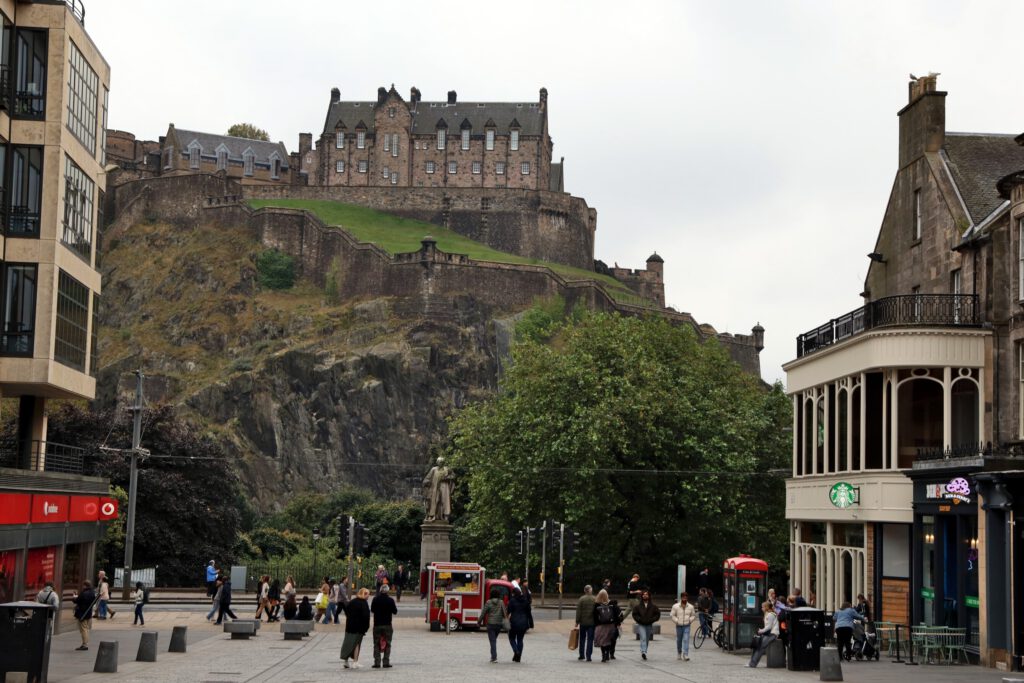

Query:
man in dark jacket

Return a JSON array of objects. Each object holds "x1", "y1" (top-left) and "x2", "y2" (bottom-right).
[
  {"x1": 371, "y1": 585, "x2": 398, "y2": 668},
  {"x1": 575, "y1": 585, "x2": 596, "y2": 661},
  {"x1": 72, "y1": 581, "x2": 96, "y2": 650},
  {"x1": 215, "y1": 578, "x2": 238, "y2": 624},
  {"x1": 392, "y1": 564, "x2": 408, "y2": 602},
  {"x1": 632, "y1": 589, "x2": 661, "y2": 660}
]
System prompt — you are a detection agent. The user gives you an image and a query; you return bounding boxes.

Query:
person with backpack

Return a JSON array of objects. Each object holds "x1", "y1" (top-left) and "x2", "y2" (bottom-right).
[
  {"x1": 72, "y1": 581, "x2": 96, "y2": 651},
  {"x1": 35, "y1": 580, "x2": 59, "y2": 611},
  {"x1": 632, "y1": 589, "x2": 661, "y2": 660},
  {"x1": 593, "y1": 589, "x2": 621, "y2": 663},
  {"x1": 481, "y1": 586, "x2": 506, "y2": 663},
  {"x1": 267, "y1": 578, "x2": 282, "y2": 622},
  {"x1": 131, "y1": 582, "x2": 146, "y2": 626}
]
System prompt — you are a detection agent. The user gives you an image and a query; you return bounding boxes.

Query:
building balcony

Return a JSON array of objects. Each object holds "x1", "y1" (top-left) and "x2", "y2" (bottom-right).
[
  {"x1": 0, "y1": 438, "x2": 85, "y2": 475},
  {"x1": 796, "y1": 294, "x2": 981, "y2": 359}
]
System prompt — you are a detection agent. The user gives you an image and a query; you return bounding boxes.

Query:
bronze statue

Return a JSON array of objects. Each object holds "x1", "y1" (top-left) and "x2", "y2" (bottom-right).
[{"x1": 422, "y1": 456, "x2": 455, "y2": 522}]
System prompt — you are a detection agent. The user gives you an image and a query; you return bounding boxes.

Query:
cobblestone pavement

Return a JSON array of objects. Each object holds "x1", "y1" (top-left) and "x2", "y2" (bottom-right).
[{"x1": 42, "y1": 611, "x2": 1016, "y2": 683}]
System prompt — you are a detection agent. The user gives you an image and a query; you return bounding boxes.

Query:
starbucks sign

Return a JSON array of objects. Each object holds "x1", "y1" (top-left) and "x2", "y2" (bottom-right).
[{"x1": 829, "y1": 482, "x2": 859, "y2": 509}]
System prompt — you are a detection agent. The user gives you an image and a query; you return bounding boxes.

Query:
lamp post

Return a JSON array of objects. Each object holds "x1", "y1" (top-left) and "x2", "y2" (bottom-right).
[{"x1": 312, "y1": 527, "x2": 321, "y2": 586}]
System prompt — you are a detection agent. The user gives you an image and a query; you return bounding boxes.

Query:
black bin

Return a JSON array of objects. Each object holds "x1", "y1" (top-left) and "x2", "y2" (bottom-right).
[
  {"x1": 0, "y1": 601, "x2": 54, "y2": 683},
  {"x1": 786, "y1": 606, "x2": 824, "y2": 671}
]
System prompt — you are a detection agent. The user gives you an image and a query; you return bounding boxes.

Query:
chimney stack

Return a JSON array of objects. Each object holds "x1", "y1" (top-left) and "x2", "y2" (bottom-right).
[
  {"x1": 410, "y1": 86, "x2": 421, "y2": 104},
  {"x1": 298, "y1": 133, "x2": 312, "y2": 156},
  {"x1": 447, "y1": 90, "x2": 457, "y2": 105},
  {"x1": 378, "y1": 86, "x2": 388, "y2": 103},
  {"x1": 330, "y1": 87, "x2": 340, "y2": 104},
  {"x1": 539, "y1": 87, "x2": 548, "y2": 112},
  {"x1": 898, "y1": 72, "x2": 946, "y2": 169}
]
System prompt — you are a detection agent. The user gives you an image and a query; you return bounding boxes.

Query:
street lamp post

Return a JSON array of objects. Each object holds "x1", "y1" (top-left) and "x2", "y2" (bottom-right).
[{"x1": 312, "y1": 527, "x2": 321, "y2": 586}]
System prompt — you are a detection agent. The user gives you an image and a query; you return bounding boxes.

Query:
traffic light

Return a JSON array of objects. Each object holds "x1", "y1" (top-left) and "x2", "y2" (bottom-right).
[
  {"x1": 516, "y1": 530, "x2": 524, "y2": 556},
  {"x1": 564, "y1": 528, "x2": 580, "y2": 559},
  {"x1": 337, "y1": 515, "x2": 351, "y2": 557},
  {"x1": 548, "y1": 519, "x2": 560, "y2": 552},
  {"x1": 353, "y1": 522, "x2": 368, "y2": 554}
]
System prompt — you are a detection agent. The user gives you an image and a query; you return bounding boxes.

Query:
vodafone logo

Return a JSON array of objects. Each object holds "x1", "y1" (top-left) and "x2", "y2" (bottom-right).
[
  {"x1": 41, "y1": 500, "x2": 58, "y2": 516},
  {"x1": 100, "y1": 501, "x2": 116, "y2": 517}
]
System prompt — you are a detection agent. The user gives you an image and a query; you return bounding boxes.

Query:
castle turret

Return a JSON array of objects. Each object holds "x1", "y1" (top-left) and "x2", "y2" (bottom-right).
[
  {"x1": 539, "y1": 87, "x2": 548, "y2": 113},
  {"x1": 752, "y1": 323, "x2": 765, "y2": 352},
  {"x1": 645, "y1": 252, "x2": 664, "y2": 279},
  {"x1": 298, "y1": 132, "x2": 312, "y2": 156}
]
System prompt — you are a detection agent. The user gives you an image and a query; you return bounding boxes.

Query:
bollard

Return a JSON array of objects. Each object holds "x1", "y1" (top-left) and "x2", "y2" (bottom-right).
[
  {"x1": 137, "y1": 631, "x2": 158, "y2": 662},
  {"x1": 766, "y1": 638, "x2": 786, "y2": 668},
  {"x1": 169, "y1": 625, "x2": 188, "y2": 653},
  {"x1": 93, "y1": 641, "x2": 119, "y2": 673},
  {"x1": 819, "y1": 646, "x2": 843, "y2": 681}
]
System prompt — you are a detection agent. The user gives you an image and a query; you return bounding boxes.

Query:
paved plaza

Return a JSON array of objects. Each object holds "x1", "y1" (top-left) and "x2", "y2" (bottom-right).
[{"x1": 35, "y1": 607, "x2": 1018, "y2": 683}]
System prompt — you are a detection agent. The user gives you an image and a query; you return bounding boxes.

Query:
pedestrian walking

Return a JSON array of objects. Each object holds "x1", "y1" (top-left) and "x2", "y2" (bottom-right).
[
  {"x1": 833, "y1": 601, "x2": 863, "y2": 661},
  {"x1": 507, "y1": 585, "x2": 533, "y2": 662},
  {"x1": 696, "y1": 588, "x2": 712, "y2": 635},
  {"x1": 371, "y1": 585, "x2": 398, "y2": 668},
  {"x1": 36, "y1": 580, "x2": 59, "y2": 610},
  {"x1": 748, "y1": 601, "x2": 780, "y2": 667},
  {"x1": 393, "y1": 563, "x2": 408, "y2": 602},
  {"x1": 334, "y1": 580, "x2": 349, "y2": 624},
  {"x1": 255, "y1": 575, "x2": 271, "y2": 621},
  {"x1": 593, "y1": 589, "x2": 621, "y2": 662},
  {"x1": 481, "y1": 587, "x2": 506, "y2": 663},
  {"x1": 670, "y1": 591, "x2": 696, "y2": 661},
  {"x1": 214, "y1": 577, "x2": 238, "y2": 625},
  {"x1": 575, "y1": 585, "x2": 596, "y2": 662},
  {"x1": 632, "y1": 589, "x2": 661, "y2": 660},
  {"x1": 72, "y1": 581, "x2": 96, "y2": 651},
  {"x1": 205, "y1": 560, "x2": 218, "y2": 597},
  {"x1": 623, "y1": 573, "x2": 641, "y2": 621},
  {"x1": 131, "y1": 582, "x2": 146, "y2": 625},
  {"x1": 793, "y1": 587, "x2": 807, "y2": 607},
  {"x1": 206, "y1": 575, "x2": 222, "y2": 621},
  {"x1": 854, "y1": 593, "x2": 871, "y2": 621},
  {"x1": 341, "y1": 588, "x2": 371, "y2": 669},
  {"x1": 315, "y1": 578, "x2": 330, "y2": 622},
  {"x1": 374, "y1": 565, "x2": 390, "y2": 592},
  {"x1": 324, "y1": 579, "x2": 340, "y2": 624},
  {"x1": 284, "y1": 575, "x2": 296, "y2": 602},
  {"x1": 267, "y1": 578, "x2": 281, "y2": 622},
  {"x1": 95, "y1": 570, "x2": 115, "y2": 619}
]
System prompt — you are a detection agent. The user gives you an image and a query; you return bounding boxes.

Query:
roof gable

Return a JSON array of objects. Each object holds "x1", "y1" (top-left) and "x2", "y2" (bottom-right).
[
  {"x1": 942, "y1": 133, "x2": 1024, "y2": 225},
  {"x1": 170, "y1": 128, "x2": 289, "y2": 168}
]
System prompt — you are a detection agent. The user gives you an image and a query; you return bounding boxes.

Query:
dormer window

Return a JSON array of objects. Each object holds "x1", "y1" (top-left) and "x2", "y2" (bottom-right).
[
  {"x1": 357, "y1": 132, "x2": 366, "y2": 149},
  {"x1": 336, "y1": 132, "x2": 345, "y2": 149},
  {"x1": 270, "y1": 154, "x2": 281, "y2": 179},
  {"x1": 486, "y1": 130, "x2": 495, "y2": 151},
  {"x1": 216, "y1": 150, "x2": 227, "y2": 171},
  {"x1": 461, "y1": 129, "x2": 470, "y2": 151},
  {"x1": 437, "y1": 129, "x2": 446, "y2": 150},
  {"x1": 188, "y1": 144, "x2": 200, "y2": 169},
  {"x1": 243, "y1": 150, "x2": 254, "y2": 176},
  {"x1": 510, "y1": 130, "x2": 520, "y2": 151}
]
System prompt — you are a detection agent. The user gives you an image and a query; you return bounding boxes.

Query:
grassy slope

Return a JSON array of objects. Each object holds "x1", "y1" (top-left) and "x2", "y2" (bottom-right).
[{"x1": 247, "y1": 198, "x2": 635, "y2": 297}]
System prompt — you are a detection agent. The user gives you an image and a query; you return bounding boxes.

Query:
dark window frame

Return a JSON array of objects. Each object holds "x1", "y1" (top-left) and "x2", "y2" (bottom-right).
[
  {"x1": 8, "y1": 145, "x2": 43, "y2": 237},
  {"x1": 0, "y1": 262, "x2": 37, "y2": 356},
  {"x1": 54, "y1": 269, "x2": 89, "y2": 372},
  {"x1": 13, "y1": 28, "x2": 47, "y2": 120}
]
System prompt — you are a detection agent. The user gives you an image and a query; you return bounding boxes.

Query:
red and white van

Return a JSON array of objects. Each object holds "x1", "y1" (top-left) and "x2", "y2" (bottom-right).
[{"x1": 425, "y1": 562, "x2": 513, "y2": 631}]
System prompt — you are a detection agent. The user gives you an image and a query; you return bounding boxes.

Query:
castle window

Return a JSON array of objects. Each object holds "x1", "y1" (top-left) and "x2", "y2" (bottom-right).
[
  {"x1": 437, "y1": 129, "x2": 446, "y2": 150},
  {"x1": 388, "y1": 107, "x2": 396, "y2": 118},
  {"x1": 216, "y1": 149, "x2": 228, "y2": 171},
  {"x1": 461, "y1": 129, "x2": 470, "y2": 150},
  {"x1": 163, "y1": 146, "x2": 173, "y2": 170},
  {"x1": 382, "y1": 165, "x2": 390, "y2": 179},
  {"x1": 383, "y1": 135, "x2": 390, "y2": 152},
  {"x1": 521, "y1": 161, "x2": 530, "y2": 175},
  {"x1": 426, "y1": 161, "x2": 435, "y2": 174},
  {"x1": 448, "y1": 161, "x2": 457, "y2": 175},
  {"x1": 357, "y1": 131, "x2": 366, "y2": 149},
  {"x1": 271, "y1": 157, "x2": 281, "y2": 179},
  {"x1": 243, "y1": 151, "x2": 254, "y2": 176},
  {"x1": 391, "y1": 172, "x2": 398, "y2": 185},
  {"x1": 391, "y1": 134, "x2": 399, "y2": 158},
  {"x1": 189, "y1": 145, "x2": 200, "y2": 169},
  {"x1": 358, "y1": 160, "x2": 368, "y2": 173},
  {"x1": 472, "y1": 161, "x2": 481, "y2": 175},
  {"x1": 913, "y1": 189, "x2": 922, "y2": 240},
  {"x1": 485, "y1": 130, "x2": 495, "y2": 151},
  {"x1": 510, "y1": 130, "x2": 520, "y2": 150},
  {"x1": 336, "y1": 132, "x2": 345, "y2": 149},
  {"x1": 336, "y1": 160, "x2": 345, "y2": 173},
  {"x1": 496, "y1": 161, "x2": 506, "y2": 175}
]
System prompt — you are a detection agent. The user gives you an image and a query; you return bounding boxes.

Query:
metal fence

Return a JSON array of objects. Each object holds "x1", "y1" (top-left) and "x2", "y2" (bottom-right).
[
  {"x1": 114, "y1": 567, "x2": 156, "y2": 589},
  {"x1": 0, "y1": 439, "x2": 86, "y2": 474}
]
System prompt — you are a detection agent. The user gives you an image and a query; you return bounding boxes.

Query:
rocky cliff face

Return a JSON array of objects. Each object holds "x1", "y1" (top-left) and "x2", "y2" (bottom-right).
[{"x1": 97, "y1": 218, "x2": 504, "y2": 502}]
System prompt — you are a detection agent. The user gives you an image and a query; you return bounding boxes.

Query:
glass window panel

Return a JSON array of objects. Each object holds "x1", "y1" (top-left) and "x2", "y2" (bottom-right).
[
  {"x1": 66, "y1": 40, "x2": 98, "y2": 153},
  {"x1": 55, "y1": 270, "x2": 89, "y2": 371},
  {"x1": 1, "y1": 264, "x2": 36, "y2": 354}
]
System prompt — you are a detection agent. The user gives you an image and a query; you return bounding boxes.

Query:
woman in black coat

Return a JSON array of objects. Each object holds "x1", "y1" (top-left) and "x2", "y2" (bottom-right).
[
  {"x1": 340, "y1": 588, "x2": 371, "y2": 669},
  {"x1": 297, "y1": 596, "x2": 314, "y2": 621},
  {"x1": 506, "y1": 586, "x2": 534, "y2": 662}
]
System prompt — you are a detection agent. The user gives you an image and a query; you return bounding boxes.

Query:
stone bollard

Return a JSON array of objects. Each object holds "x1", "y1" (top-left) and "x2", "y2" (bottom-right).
[
  {"x1": 137, "y1": 631, "x2": 158, "y2": 662},
  {"x1": 93, "y1": 641, "x2": 119, "y2": 673},
  {"x1": 819, "y1": 646, "x2": 843, "y2": 681},
  {"x1": 169, "y1": 625, "x2": 188, "y2": 653},
  {"x1": 766, "y1": 638, "x2": 786, "y2": 668}
]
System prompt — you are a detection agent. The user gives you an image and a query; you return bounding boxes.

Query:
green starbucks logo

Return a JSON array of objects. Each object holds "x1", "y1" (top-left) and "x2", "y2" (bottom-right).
[{"x1": 829, "y1": 482, "x2": 858, "y2": 509}]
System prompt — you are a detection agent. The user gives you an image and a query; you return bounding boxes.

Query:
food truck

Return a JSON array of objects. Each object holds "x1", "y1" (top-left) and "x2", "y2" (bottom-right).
[{"x1": 425, "y1": 562, "x2": 513, "y2": 631}]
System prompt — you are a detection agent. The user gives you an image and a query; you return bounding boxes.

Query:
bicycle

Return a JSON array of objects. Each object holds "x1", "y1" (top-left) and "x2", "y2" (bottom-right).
[{"x1": 693, "y1": 613, "x2": 722, "y2": 649}]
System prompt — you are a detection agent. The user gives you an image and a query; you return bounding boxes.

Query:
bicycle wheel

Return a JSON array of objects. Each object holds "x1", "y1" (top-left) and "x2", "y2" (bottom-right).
[
  {"x1": 713, "y1": 624, "x2": 726, "y2": 649},
  {"x1": 693, "y1": 625, "x2": 706, "y2": 649}
]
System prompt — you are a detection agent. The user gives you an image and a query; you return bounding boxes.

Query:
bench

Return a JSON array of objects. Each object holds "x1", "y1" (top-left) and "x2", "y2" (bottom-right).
[
  {"x1": 632, "y1": 623, "x2": 661, "y2": 640},
  {"x1": 224, "y1": 620, "x2": 259, "y2": 640},
  {"x1": 280, "y1": 620, "x2": 315, "y2": 640}
]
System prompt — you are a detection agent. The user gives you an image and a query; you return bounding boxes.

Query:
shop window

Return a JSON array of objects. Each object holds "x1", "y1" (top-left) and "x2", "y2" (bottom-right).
[
  {"x1": 897, "y1": 373, "x2": 942, "y2": 467},
  {"x1": 837, "y1": 388, "x2": 848, "y2": 471},
  {"x1": 881, "y1": 524, "x2": 910, "y2": 578},
  {"x1": 800, "y1": 521, "x2": 826, "y2": 545},
  {"x1": 951, "y1": 376, "x2": 979, "y2": 447},
  {"x1": 921, "y1": 515, "x2": 936, "y2": 625},
  {"x1": 832, "y1": 523, "x2": 864, "y2": 548}
]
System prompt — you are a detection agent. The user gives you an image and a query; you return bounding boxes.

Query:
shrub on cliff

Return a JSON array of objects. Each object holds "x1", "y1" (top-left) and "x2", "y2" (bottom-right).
[
  {"x1": 256, "y1": 249, "x2": 295, "y2": 290},
  {"x1": 446, "y1": 309, "x2": 791, "y2": 591}
]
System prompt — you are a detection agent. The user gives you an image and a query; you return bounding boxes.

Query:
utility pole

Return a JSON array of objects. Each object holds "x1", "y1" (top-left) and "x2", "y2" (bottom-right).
[
  {"x1": 121, "y1": 370, "x2": 143, "y2": 600},
  {"x1": 557, "y1": 522, "x2": 565, "y2": 619},
  {"x1": 347, "y1": 515, "x2": 356, "y2": 591},
  {"x1": 523, "y1": 527, "x2": 531, "y2": 587},
  {"x1": 540, "y1": 520, "x2": 547, "y2": 606}
]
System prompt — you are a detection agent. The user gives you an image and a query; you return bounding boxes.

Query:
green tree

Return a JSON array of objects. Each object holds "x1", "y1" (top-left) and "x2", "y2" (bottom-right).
[
  {"x1": 256, "y1": 249, "x2": 295, "y2": 290},
  {"x1": 446, "y1": 310, "x2": 791, "y2": 591},
  {"x1": 227, "y1": 123, "x2": 270, "y2": 141}
]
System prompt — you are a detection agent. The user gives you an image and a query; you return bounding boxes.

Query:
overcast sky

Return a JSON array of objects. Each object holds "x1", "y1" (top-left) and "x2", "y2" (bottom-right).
[{"x1": 86, "y1": 0, "x2": 1024, "y2": 385}]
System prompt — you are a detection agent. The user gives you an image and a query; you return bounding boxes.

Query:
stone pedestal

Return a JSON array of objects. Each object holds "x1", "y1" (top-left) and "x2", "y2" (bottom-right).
[{"x1": 420, "y1": 522, "x2": 452, "y2": 572}]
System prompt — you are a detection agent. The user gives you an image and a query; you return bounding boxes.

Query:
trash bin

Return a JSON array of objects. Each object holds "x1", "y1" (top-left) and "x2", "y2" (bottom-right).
[
  {"x1": 786, "y1": 606, "x2": 825, "y2": 671},
  {"x1": 0, "y1": 601, "x2": 54, "y2": 682}
]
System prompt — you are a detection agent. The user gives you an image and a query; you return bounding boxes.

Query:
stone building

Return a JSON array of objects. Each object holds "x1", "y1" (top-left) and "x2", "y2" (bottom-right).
[
  {"x1": 784, "y1": 73, "x2": 1024, "y2": 669},
  {"x1": 160, "y1": 124, "x2": 294, "y2": 185},
  {"x1": 0, "y1": 0, "x2": 117, "y2": 633},
  {"x1": 309, "y1": 85, "x2": 556, "y2": 191}
]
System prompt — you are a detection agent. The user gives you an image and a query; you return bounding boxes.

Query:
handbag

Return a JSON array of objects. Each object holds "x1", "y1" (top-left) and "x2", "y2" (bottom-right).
[
  {"x1": 502, "y1": 604, "x2": 511, "y2": 630},
  {"x1": 568, "y1": 626, "x2": 580, "y2": 650},
  {"x1": 751, "y1": 633, "x2": 763, "y2": 650}
]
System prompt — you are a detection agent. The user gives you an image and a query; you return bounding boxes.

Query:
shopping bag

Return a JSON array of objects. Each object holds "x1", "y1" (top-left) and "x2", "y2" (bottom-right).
[{"x1": 568, "y1": 626, "x2": 580, "y2": 650}]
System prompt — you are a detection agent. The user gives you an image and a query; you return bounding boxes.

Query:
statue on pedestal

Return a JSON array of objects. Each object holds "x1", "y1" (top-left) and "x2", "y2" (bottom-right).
[{"x1": 422, "y1": 456, "x2": 455, "y2": 523}]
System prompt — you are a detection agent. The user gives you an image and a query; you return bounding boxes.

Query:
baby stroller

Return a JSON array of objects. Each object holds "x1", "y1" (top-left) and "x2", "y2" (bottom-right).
[{"x1": 851, "y1": 620, "x2": 879, "y2": 661}]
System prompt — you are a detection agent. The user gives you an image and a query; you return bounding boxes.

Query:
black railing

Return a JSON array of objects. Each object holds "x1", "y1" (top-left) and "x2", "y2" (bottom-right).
[
  {"x1": 8, "y1": 205, "x2": 40, "y2": 236},
  {"x1": 916, "y1": 442, "x2": 990, "y2": 462},
  {"x1": 65, "y1": 0, "x2": 86, "y2": 24},
  {"x1": 0, "y1": 66, "x2": 9, "y2": 111},
  {"x1": 796, "y1": 294, "x2": 981, "y2": 358},
  {"x1": 0, "y1": 439, "x2": 86, "y2": 474}
]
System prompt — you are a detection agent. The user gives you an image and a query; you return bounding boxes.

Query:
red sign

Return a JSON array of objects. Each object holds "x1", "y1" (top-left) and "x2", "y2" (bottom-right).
[
  {"x1": 29, "y1": 495, "x2": 69, "y2": 523},
  {"x1": 99, "y1": 497, "x2": 119, "y2": 520},
  {"x1": 0, "y1": 493, "x2": 31, "y2": 524},
  {"x1": 24, "y1": 546, "x2": 57, "y2": 599},
  {"x1": 69, "y1": 496, "x2": 100, "y2": 522}
]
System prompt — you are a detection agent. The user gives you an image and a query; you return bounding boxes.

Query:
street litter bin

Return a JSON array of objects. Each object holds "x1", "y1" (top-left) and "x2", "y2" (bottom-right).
[
  {"x1": 0, "y1": 601, "x2": 54, "y2": 682},
  {"x1": 786, "y1": 606, "x2": 824, "y2": 671}
]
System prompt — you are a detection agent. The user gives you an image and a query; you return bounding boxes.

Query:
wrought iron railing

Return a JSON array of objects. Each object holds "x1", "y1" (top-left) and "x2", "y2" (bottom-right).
[
  {"x1": 796, "y1": 294, "x2": 981, "y2": 358},
  {"x1": 65, "y1": 0, "x2": 86, "y2": 24},
  {"x1": 916, "y1": 442, "x2": 990, "y2": 462},
  {"x1": 0, "y1": 439, "x2": 86, "y2": 474},
  {"x1": 7, "y1": 205, "x2": 41, "y2": 236}
]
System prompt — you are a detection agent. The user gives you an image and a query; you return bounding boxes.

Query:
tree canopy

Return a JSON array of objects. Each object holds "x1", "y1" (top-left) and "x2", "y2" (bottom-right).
[
  {"x1": 446, "y1": 308, "x2": 791, "y2": 592},
  {"x1": 227, "y1": 123, "x2": 270, "y2": 141}
]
